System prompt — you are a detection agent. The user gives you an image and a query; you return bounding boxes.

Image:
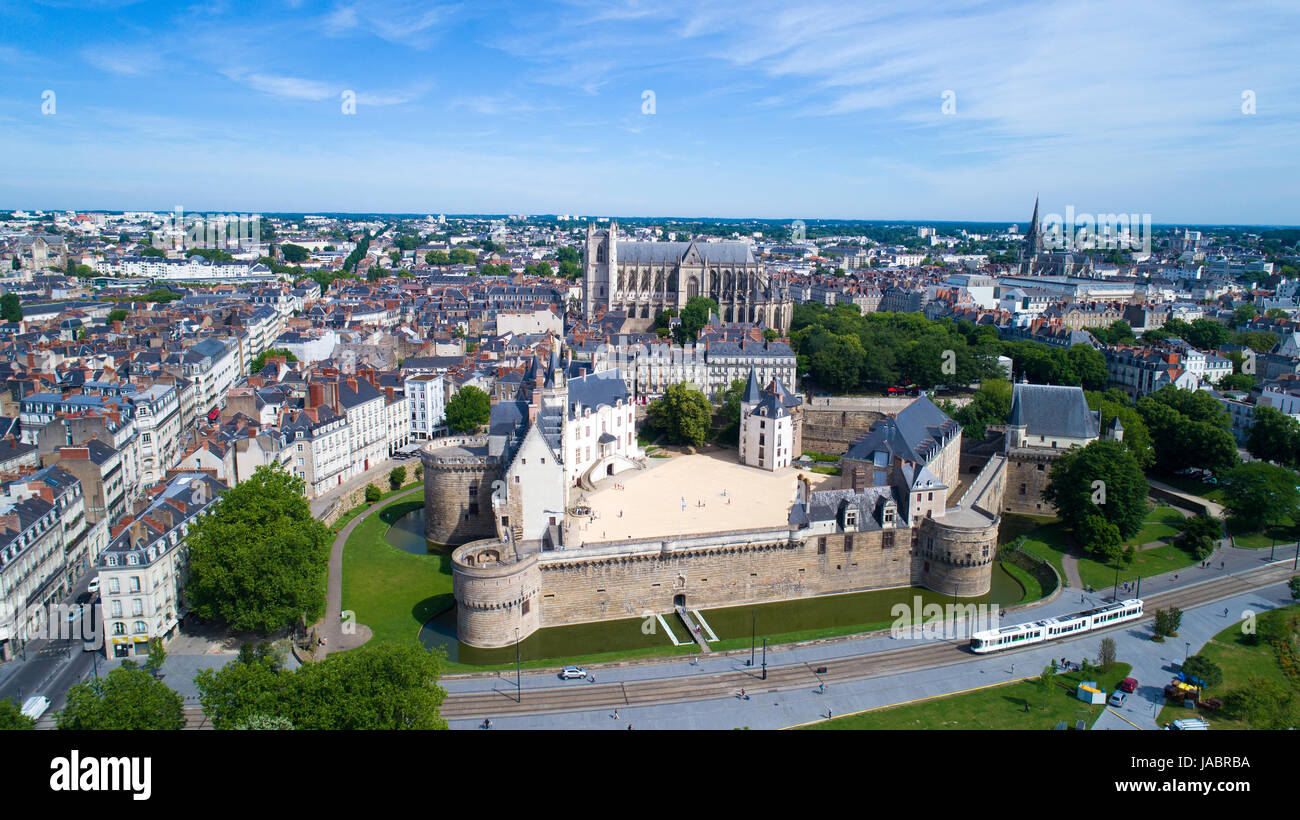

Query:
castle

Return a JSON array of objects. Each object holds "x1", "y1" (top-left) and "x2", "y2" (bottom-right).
[
  {"x1": 424, "y1": 357, "x2": 1008, "y2": 649},
  {"x1": 583, "y1": 221, "x2": 794, "y2": 332}
]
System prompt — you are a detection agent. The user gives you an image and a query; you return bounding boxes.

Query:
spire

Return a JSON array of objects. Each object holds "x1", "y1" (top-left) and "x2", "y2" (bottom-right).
[
  {"x1": 1008, "y1": 384, "x2": 1025, "y2": 428},
  {"x1": 1026, "y1": 196, "x2": 1043, "y2": 256},
  {"x1": 742, "y1": 367, "x2": 762, "y2": 404}
]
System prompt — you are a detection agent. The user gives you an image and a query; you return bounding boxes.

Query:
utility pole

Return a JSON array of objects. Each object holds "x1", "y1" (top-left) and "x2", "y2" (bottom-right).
[
  {"x1": 514, "y1": 627, "x2": 521, "y2": 704},
  {"x1": 761, "y1": 638, "x2": 767, "y2": 681}
]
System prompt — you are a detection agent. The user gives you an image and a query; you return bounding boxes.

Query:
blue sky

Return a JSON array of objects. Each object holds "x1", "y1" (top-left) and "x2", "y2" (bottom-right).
[{"x1": 2, "y1": 0, "x2": 1298, "y2": 223}]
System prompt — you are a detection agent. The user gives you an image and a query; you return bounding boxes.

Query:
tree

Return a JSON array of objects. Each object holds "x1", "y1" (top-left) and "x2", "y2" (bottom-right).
[
  {"x1": 185, "y1": 465, "x2": 332, "y2": 633},
  {"x1": 424, "y1": 249, "x2": 449, "y2": 265},
  {"x1": 1166, "y1": 606, "x2": 1183, "y2": 637},
  {"x1": 249, "y1": 347, "x2": 298, "y2": 375},
  {"x1": 1246, "y1": 406, "x2": 1300, "y2": 468},
  {"x1": 1222, "y1": 677, "x2": 1299, "y2": 729},
  {"x1": 106, "y1": 308, "x2": 128, "y2": 324},
  {"x1": 0, "y1": 293, "x2": 21, "y2": 323},
  {"x1": 365, "y1": 484, "x2": 382, "y2": 504},
  {"x1": 0, "y1": 698, "x2": 34, "y2": 730},
  {"x1": 1098, "y1": 637, "x2": 1117, "y2": 668},
  {"x1": 674, "y1": 297, "x2": 719, "y2": 344},
  {"x1": 1042, "y1": 440, "x2": 1148, "y2": 549},
  {"x1": 1153, "y1": 608, "x2": 1170, "y2": 640},
  {"x1": 1290, "y1": 575, "x2": 1300, "y2": 601},
  {"x1": 809, "y1": 334, "x2": 866, "y2": 393},
  {"x1": 1067, "y1": 344, "x2": 1108, "y2": 392},
  {"x1": 445, "y1": 386, "x2": 490, "y2": 433},
  {"x1": 448, "y1": 247, "x2": 477, "y2": 265},
  {"x1": 1086, "y1": 391, "x2": 1154, "y2": 469},
  {"x1": 645, "y1": 383, "x2": 712, "y2": 447},
  {"x1": 953, "y1": 378, "x2": 1012, "y2": 439},
  {"x1": 1179, "y1": 515, "x2": 1221, "y2": 560},
  {"x1": 235, "y1": 714, "x2": 295, "y2": 730},
  {"x1": 197, "y1": 641, "x2": 447, "y2": 730},
  {"x1": 1220, "y1": 461, "x2": 1300, "y2": 533},
  {"x1": 57, "y1": 661, "x2": 185, "y2": 730},
  {"x1": 144, "y1": 637, "x2": 166, "y2": 678},
  {"x1": 1078, "y1": 514, "x2": 1122, "y2": 562},
  {"x1": 389, "y1": 466, "x2": 407, "y2": 491},
  {"x1": 717, "y1": 378, "x2": 747, "y2": 443},
  {"x1": 1036, "y1": 664, "x2": 1055, "y2": 709},
  {"x1": 1181, "y1": 654, "x2": 1222, "y2": 690}
]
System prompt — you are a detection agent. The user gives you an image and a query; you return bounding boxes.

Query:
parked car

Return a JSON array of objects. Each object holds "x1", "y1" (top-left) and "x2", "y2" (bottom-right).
[
  {"x1": 86, "y1": 577, "x2": 100, "y2": 594},
  {"x1": 558, "y1": 666, "x2": 587, "y2": 680},
  {"x1": 1108, "y1": 691, "x2": 1127, "y2": 707},
  {"x1": 1119, "y1": 677, "x2": 1138, "y2": 693}
]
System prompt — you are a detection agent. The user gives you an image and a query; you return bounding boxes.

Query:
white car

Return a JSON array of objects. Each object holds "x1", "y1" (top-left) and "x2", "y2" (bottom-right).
[
  {"x1": 558, "y1": 666, "x2": 588, "y2": 680},
  {"x1": 86, "y1": 577, "x2": 100, "y2": 595}
]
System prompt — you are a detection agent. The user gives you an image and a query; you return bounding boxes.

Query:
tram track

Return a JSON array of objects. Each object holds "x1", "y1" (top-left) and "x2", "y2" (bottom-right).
[{"x1": 439, "y1": 562, "x2": 1295, "y2": 720}]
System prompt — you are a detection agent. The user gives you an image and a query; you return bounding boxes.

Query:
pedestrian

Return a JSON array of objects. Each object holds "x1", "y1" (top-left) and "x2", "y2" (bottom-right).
[
  {"x1": 612, "y1": 709, "x2": 618, "y2": 720},
  {"x1": 818, "y1": 682, "x2": 825, "y2": 695},
  {"x1": 1220, "y1": 560, "x2": 1225, "y2": 569},
  {"x1": 484, "y1": 718, "x2": 491, "y2": 729},
  {"x1": 827, "y1": 708, "x2": 833, "y2": 719},
  {"x1": 627, "y1": 724, "x2": 633, "y2": 730},
  {"x1": 1224, "y1": 607, "x2": 1229, "y2": 617}
]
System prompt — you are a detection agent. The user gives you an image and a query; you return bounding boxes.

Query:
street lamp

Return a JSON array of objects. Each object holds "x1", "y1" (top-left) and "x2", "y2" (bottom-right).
[
  {"x1": 748, "y1": 610, "x2": 755, "y2": 668},
  {"x1": 1184, "y1": 641, "x2": 1190, "y2": 662},
  {"x1": 514, "y1": 627, "x2": 521, "y2": 704},
  {"x1": 761, "y1": 637, "x2": 767, "y2": 681}
]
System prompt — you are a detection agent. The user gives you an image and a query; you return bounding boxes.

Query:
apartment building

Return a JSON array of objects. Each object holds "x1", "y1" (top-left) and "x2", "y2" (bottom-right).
[{"x1": 98, "y1": 472, "x2": 225, "y2": 658}]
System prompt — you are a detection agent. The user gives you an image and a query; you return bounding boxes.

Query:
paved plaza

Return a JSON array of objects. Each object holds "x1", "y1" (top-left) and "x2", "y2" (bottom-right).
[{"x1": 576, "y1": 452, "x2": 836, "y2": 542}]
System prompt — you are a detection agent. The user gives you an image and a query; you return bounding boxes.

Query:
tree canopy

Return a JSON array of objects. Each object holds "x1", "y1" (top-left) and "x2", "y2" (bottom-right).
[
  {"x1": 646, "y1": 382, "x2": 712, "y2": 447},
  {"x1": 57, "y1": 661, "x2": 185, "y2": 730},
  {"x1": 445, "y1": 385, "x2": 490, "y2": 433},
  {"x1": 1220, "y1": 461, "x2": 1300, "y2": 533},
  {"x1": 196, "y1": 642, "x2": 447, "y2": 730},
  {"x1": 1042, "y1": 439, "x2": 1148, "y2": 553},
  {"x1": 249, "y1": 347, "x2": 298, "y2": 375},
  {"x1": 184, "y1": 465, "x2": 332, "y2": 632}
]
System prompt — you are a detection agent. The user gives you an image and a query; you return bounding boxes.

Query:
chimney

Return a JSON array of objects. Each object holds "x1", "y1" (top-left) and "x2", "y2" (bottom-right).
[
  {"x1": 346, "y1": 377, "x2": 359, "y2": 394},
  {"x1": 385, "y1": 386, "x2": 394, "y2": 401},
  {"x1": 309, "y1": 382, "x2": 324, "y2": 408}
]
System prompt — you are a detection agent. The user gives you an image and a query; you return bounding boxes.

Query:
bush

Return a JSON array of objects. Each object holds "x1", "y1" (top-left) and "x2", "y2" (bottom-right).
[
  {"x1": 365, "y1": 484, "x2": 382, "y2": 504},
  {"x1": 389, "y1": 466, "x2": 407, "y2": 491}
]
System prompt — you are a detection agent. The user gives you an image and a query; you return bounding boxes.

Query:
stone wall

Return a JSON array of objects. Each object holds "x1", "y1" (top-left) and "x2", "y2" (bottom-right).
[
  {"x1": 1002, "y1": 448, "x2": 1059, "y2": 515},
  {"x1": 451, "y1": 515, "x2": 999, "y2": 647},
  {"x1": 801, "y1": 408, "x2": 885, "y2": 455}
]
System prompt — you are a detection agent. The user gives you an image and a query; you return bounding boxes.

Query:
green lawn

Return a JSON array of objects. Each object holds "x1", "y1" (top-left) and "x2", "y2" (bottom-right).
[
  {"x1": 330, "y1": 480, "x2": 424, "y2": 533},
  {"x1": 340, "y1": 494, "x2": 453, "y2": 647},
  {"x1": 810, "y1": 465, "x2": 842, "y2": 476},
  {"x1": 1229, "y1": 521, "x2": 1300, "y2": 550},
  {"x1": 1155, "y1": 604, "x2": 1299, "y2": 729},
  {"x1": 803, "y1": 663, "x2": 1132, "y2": 730},
  {"x1": 1122, "y1": 504, "x2": 1185, "y2": 547}
]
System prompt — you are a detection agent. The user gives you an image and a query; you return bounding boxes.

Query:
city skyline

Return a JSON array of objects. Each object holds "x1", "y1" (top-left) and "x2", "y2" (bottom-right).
[{"x1": 1, "y1": 0, "x2": 1298, "y2": 223}]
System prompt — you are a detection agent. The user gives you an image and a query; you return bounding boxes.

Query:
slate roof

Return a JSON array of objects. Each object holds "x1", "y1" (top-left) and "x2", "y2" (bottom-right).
[
  {"x1": 1008, "y1": 382, "x2": 1100, "y2": 440},
  {"x1": 616, "y1": 240, "x2": 755, "y2": 265},
  {"x1": 567, "y1": 369, "x2": 629, "y2": 416}
]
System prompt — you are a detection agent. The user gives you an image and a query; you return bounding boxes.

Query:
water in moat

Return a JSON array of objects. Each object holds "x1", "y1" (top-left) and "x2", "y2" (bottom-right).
[
  {"x1": 416, "y1": 555, "x2": 1029, "y2": 668},
  {"x1": 387, "y1": 506, "x2": 436, "y2": 554}
]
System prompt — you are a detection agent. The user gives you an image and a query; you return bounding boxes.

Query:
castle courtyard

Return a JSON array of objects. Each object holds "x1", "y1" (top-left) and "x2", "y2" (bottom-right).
[{"x1": 571, "y1": 452, "x2": 837, "y2": 544}]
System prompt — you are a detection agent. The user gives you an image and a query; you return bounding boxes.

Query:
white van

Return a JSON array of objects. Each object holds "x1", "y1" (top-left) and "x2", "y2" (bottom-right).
[{"x1": 21, "y1": 696, "x2": 50, "y2": 721}]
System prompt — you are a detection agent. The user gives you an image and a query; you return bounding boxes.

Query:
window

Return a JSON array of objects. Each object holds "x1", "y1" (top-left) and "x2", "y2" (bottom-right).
[
  {"x1": 817, "y1": 537, "x2": 826, "y2": 555},
  {"x1": 882, "y1": 531, "x2": 895, "y2": 549},
  {"x1": 129, "y1": 577, "x2": 141, "y2": 592}
]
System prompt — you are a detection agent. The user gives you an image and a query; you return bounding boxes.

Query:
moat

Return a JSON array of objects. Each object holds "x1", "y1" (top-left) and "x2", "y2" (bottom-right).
[{"x1": 391, "y1": 502, "x2": 1031, "y2": 666}]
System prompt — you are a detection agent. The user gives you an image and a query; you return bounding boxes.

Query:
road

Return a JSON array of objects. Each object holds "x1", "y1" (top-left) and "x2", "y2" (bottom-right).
[
  {"x1": 0, "y1": 571, "x2": 100, "y2": 716},
  {"x1": 438, "y1": 560, "x2": 1297, "y2": 723}
]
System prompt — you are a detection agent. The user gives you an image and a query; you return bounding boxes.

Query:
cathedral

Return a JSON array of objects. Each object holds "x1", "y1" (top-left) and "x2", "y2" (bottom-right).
[
  {"x1": 583, "y1": 221, "x2": 793, "y2": 333},
  {"x1": 1017, "y1": 198, "x2": 1094, "y2": 278}
]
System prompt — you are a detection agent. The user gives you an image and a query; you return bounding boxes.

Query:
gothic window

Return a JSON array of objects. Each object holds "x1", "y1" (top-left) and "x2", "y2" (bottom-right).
[{"x1": 882, "y1": 531, "x2": 894, "y2": 549}]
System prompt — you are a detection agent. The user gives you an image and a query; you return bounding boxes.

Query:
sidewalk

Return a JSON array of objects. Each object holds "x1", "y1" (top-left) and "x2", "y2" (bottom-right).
[{"x1": 306, "y1": 485, "x2": 427, "y2": 659}]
